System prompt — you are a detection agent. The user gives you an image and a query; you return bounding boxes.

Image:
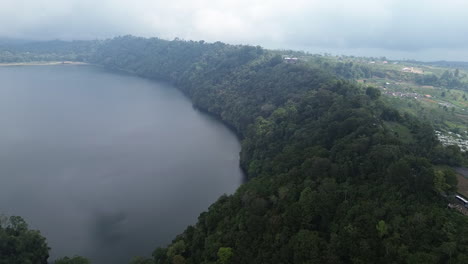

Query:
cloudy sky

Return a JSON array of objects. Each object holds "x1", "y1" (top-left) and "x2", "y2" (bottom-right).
[{"x1": 1, "y1": 0, "x2": 467, "y2": 60}]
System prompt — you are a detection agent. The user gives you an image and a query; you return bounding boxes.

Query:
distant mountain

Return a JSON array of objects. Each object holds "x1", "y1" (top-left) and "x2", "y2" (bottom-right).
[
  {"x1": 423, "y1": 60, "x2": 468, "y2": 69},
  {"x1": 0, "y1": 37, "x2": 34, "y2": 46},
  {"x1": 0, "y1": 38, "x2": 100, "y2": 63}
]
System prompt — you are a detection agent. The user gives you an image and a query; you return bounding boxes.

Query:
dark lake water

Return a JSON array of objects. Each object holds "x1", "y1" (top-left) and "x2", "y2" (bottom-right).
[{"x1": 0, "y1": 65, "x2": 243, "y2": 263}]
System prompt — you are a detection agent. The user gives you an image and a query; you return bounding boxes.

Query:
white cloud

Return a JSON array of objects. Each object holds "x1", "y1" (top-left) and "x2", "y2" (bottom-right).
[{"x1": 1, "y1": 0, "x2": 468, "y2": 59}]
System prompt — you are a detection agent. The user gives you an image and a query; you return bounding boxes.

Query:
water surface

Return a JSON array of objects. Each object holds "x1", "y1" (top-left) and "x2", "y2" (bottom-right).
[{"x1": 0, "y1": 65, "x2": 242, "y2": 263}]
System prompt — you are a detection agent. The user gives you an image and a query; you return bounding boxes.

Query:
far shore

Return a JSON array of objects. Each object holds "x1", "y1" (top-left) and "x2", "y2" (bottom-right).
[{"x1": 0, "y1": 61, "x2": 89, "y2": 67}]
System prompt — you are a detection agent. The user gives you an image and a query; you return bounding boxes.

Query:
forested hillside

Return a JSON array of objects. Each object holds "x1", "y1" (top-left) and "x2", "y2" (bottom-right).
[
  {"x1": 0, "y1": 40, "x2": 99, "y2": 62},
  {"x1": 89, "y1": 36, "x2": 468, "y2": 263},
  {"x1": 1, "y1": 36, "x2": 468, "y2": 263}
]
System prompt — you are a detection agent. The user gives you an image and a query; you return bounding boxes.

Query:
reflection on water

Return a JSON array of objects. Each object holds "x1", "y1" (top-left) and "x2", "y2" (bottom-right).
[{"x1": 0, "y1": 65, "x2": 242, "y2": 263}]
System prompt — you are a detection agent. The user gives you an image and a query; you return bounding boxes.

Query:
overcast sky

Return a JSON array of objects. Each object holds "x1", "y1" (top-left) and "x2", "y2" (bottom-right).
[{"x1": 1, "y1": 0, "x2": 467, "y2": 61}]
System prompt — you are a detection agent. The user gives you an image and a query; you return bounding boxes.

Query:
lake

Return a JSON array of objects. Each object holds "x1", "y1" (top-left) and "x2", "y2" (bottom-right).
[{"x1": 0, "y1": 65, "x2": 243, "y2": 263}]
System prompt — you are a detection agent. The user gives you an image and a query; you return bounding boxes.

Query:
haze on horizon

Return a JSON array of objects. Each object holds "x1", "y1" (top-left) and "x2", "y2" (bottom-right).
[{"x1": 1, "y1": 0, "x2": 467, "y2": 61}]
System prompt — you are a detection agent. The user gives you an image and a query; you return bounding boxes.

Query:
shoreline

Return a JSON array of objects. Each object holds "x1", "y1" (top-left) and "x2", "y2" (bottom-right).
[{"x1": 0, "y1": 61, "x2": 89, "y2": 67}]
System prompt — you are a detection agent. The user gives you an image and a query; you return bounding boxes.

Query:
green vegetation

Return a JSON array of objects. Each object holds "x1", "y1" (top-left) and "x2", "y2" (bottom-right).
[
  {"x1": 90, "y1": 36, "x2": 468, "y2": 263},
  {"x1": 0, "y1": 40, "x2": 99, "y2": 63},
  {"x1": 0, "y1": 215, "x2": 91, "y2": 264},
  {"x1": 1, "y1": 36, "x2": 468, "y2": 263},
  {"x1": 54, "y1": 256, "x2": 91, "y2": 264},
  {"x1": 303, "y1": 54, "x2": 468, "y2": 155},
  {"x1": 0, "y1": 215, "x2": 49, "y2": 264}
]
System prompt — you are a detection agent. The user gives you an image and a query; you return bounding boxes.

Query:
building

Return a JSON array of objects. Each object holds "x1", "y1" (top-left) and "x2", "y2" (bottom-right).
[
  {"x1": 456, "y1": 195, "x2": 468, "y2": 208},
  {"x1": 283, "y1": 57, "x2": 299, "y2": 63}
]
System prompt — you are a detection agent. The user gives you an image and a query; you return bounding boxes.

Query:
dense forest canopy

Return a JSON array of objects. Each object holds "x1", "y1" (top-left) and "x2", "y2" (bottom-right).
[{"x1": 1, "y1": 36, "x2": 468, "y2": 263}]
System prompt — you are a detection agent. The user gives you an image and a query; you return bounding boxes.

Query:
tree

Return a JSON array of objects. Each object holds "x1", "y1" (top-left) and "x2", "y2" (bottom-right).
[
  {"x1": 376, "y1": 220, "x2": 388, "y2": 238},
  {"x1": 290, "y1": 230, "x2": 322, "y2": 263},
  {"x1": 0, "y1": 215, "x2": 49, "y2": 264},
  {"x1": 167, "y1": 240, "x2": 186, "y2": 258},
  {"x1": 217, "y1": 247, "x2": 233, "y2": 264},
  {"x1": 129, "y1": 256, "x2": 154, "y2": 264},
  {"x1": 54, "y1": 256, "x2": 90, "y2": 264},
  {"x1": 153, "y1": 247, "x2": 168, "y2": 264},
  {"x1": 172, "y1": 255, "x2": 185, "y2": 264},
  {"x1": 8, "y1": 215, "x2": 28, "y2": 232},
  {"x1": 366, "y1": 86, "x2": 381, "y2": 100}
]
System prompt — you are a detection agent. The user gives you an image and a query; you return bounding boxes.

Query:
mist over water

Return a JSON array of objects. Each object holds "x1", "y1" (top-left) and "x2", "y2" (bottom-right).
[{"x1": 0, "y1": 65, "x2": 243, "y2": 263}]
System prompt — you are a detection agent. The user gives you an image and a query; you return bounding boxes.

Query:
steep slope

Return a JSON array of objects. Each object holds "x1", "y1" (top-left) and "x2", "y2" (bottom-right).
[{"x1": 90, "y1": 36, "x2": 468, "y2": 264}]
